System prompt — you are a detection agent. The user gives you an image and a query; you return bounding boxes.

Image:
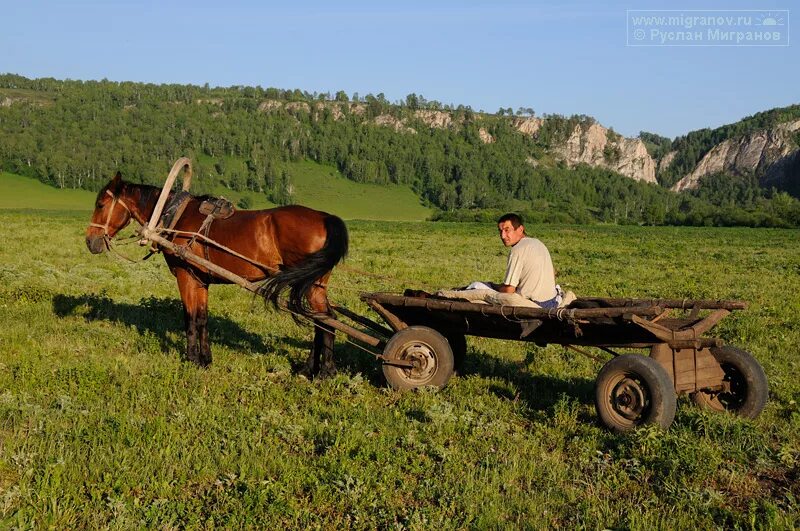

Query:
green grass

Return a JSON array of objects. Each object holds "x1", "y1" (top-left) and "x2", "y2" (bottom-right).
[
  {"x1": 0, "y1": 211, "x2": 798, "y2": 528},
  {"x1": 286, "y1": 160, "x2": 432, "y2": 221},
  {"x1": 1, "y1": 162, "x2": 432, "y2": 221},
  {"x1": 0, "y1": 172, "x2": 95, "y2": 211}
]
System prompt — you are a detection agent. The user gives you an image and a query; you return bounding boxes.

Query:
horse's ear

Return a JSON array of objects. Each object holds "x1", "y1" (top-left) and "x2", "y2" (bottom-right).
[{"x1": 110, "y1": 171, "x2": 124, "y2": 193}]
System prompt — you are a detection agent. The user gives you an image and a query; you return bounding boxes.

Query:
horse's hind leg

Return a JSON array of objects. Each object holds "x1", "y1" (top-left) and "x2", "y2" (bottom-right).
[
  {"x1": 306, "y1": 273, "x2": 336, "y2": 378},
  {"x1": 175, "y1": 268, "x2": 212, "y2": 367}
]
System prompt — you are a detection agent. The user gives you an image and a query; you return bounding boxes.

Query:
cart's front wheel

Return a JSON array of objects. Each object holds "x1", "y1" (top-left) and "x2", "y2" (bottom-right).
[
  {"x1": 595, "y1": 354, "x2": 676, "y2": 432},
  {"x1": 382, "y1": 326, "x2": 454, "y2": 390},
  {"x1": 691, "y1": 346, "x2": 767, "y2": 419}
]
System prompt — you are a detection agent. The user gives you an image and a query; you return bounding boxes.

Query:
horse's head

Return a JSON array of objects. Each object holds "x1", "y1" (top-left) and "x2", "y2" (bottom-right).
[{"x1": 85, "y1": 172, "x2": 133, "y2": 254}]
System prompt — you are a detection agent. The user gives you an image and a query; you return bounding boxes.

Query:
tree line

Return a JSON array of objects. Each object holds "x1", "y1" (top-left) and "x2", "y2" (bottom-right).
[{"x1": 0, "y1": 74, "x2": 797, "y2": 227}]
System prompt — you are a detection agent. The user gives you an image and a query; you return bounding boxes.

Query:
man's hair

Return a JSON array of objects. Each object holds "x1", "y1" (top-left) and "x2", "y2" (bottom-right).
[{"x1": 497, "y1": 213, "x2": 523, "y2": 228}]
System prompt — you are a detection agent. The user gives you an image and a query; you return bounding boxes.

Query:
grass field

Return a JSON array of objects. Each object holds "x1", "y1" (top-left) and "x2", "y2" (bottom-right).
[
  {"x1": 0, "y1": 165, "x2": 432, "y2": 221},
  {"x1": 0, "y1": 172, "x2": 96, "y2": 211},
  {"x1": 0, "y1": 210, "x2": 798, "y2": 528},
  {"x1": 194, "y1": 157, "x2": 432, "y2": 221},
  {"x1": 286, "y1": 160, "x2": 432, "y2": 221}
]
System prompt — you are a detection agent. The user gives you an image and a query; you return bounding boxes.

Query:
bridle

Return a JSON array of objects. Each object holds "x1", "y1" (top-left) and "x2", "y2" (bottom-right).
[{"x1": 88, "y1": 189, "x2": 132, "y2": 238}]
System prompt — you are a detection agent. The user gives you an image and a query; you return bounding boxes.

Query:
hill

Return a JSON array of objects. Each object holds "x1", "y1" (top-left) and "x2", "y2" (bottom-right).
[
  {"x1": 0, "y1": 74, "x2": 798, "y2": 227},
  {"x1": 0, "y1": 171, "x2": 95, "y2": 210},
  {"x1": 654, "y1": 105, "x2": 800, "y2": 191},
  {"x1": 0, "y1": 163, "x2": 431, "y2": 221}
]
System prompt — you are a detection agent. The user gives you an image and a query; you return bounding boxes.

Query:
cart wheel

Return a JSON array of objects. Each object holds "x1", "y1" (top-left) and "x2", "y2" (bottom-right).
[
  {"x1": 690, "y1": 346, "x2": 768, "y2": 419},
  {"x1": 595, "y1": 354, "x2": 676, "y2": 432},
  {"x1": 382, "y1": 326, "x2": 454, "y2": 390}
]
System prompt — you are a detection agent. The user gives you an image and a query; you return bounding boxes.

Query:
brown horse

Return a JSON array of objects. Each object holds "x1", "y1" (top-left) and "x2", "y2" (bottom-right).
[{"x1": 85, "y1": 172, "x2": 348, "y2": 376}]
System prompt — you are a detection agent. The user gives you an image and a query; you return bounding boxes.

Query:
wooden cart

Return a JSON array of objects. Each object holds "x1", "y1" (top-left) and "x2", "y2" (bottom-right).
[
  {"x1": 335, "y1": 292, "x2": 769, "y2": 432},
  {"x1": 139, "y1": 209, "x2": 769, "y2": 432},
  {"x1": 136, "y1": 159, "x2": 767, "y2": 432}
]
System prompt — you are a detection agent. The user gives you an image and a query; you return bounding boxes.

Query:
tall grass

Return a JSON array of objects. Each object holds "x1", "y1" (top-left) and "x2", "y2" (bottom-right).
[{"x1": 0, "y1": 211, "x2": 797, "y2": 528}]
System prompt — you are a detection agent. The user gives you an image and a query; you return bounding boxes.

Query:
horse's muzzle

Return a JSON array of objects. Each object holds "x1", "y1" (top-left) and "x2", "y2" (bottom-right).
[{"x1": 86, "y1": 235, "x2": 106, "y2": 254}]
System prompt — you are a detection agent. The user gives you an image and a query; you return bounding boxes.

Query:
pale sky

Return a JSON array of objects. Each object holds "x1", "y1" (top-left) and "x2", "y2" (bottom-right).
[{"x1": 1, "y1": 0, "x2": 796, "y2": 138}]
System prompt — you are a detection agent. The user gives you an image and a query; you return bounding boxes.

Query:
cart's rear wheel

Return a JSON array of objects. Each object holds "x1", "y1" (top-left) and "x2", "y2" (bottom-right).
[
  {"x1": 691, "y1": 346, "x2": 767, "y2": 419},
  {"x1": 382, "y1": 326, "x2": 454, "y2": 390},
  {"x1": 595, "y1": 354, "x2": 676, "y2": 432}
]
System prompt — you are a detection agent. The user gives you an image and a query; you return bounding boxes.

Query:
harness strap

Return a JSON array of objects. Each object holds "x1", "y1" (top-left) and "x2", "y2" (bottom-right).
[{"x1": 89, "y1": 190, "x2": 131, "y2": 234}]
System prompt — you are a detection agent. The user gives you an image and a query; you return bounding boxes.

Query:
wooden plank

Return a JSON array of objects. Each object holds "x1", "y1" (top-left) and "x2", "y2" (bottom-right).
[
  {"x1": 332, "y1": 305, "x2": 395, "y2": 338},
  {"x1": 315, "y1": 317, "x2": 383, "y2": 348},
  {"x1": 674, "y1": 349, "x2": 696, "y2": 393},
  {"x1": 690, "y1": 309, "x2": 731, "y2": 336},
  {"x1": 578, "y1": 297, "x2": 746, "y2": 310},
  {"x1": 649, "y1": 344, "x2": 674, "y2": 384},
  {"x1": 362, "y1": 292, "x2": 663, "y2": 320},
  {"x1": 365, "y1": 300, "x2": 408, "y2": 332},
  {"x1": 695, "y1": 348, "x2": 725, "y2": 389}
]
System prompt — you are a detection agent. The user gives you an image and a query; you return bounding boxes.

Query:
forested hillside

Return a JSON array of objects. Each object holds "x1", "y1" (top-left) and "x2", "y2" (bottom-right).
[
  {"x1": 656, "y1": 105, "x2": 800, "y2": 189},
  {"x1": 1, "y1": 74, "x2": 798, "y2": 227}
]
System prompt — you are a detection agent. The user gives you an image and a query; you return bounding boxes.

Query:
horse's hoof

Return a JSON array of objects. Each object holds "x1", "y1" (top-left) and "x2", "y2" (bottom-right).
[
  {"x1": 317, "y1": 366, "x2": 338, "y2": 380},
  {"x1": 297, "y1": 363, "x2": 316, "y2": 379},
  {"x1": 186, "y1": 355, "x2": 211, "y2": 368}
]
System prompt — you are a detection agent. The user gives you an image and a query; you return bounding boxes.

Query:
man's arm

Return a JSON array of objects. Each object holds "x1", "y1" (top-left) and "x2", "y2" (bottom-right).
[{"x1": 498, "y1": 243, "x2": 523, "y2": 294}]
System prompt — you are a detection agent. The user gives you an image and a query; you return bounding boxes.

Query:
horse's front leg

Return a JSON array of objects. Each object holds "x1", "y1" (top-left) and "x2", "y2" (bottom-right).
[
  {"x1": 176, "y1": 268, "x2": 212, "y2": 367},
  {"x1": 306, "y1": 273, "x2": 336, "y2": 379}
]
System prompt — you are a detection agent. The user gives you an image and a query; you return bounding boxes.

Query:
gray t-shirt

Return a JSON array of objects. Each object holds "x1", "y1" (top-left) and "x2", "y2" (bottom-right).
[{"x1": 503, "y1": 237, "x2": 557, "y2": 302}]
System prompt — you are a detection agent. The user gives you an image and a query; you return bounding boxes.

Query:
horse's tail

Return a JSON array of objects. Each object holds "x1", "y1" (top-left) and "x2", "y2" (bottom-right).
[{"x1": 259, "y1": 214, "x2": 349, "y2": 316}]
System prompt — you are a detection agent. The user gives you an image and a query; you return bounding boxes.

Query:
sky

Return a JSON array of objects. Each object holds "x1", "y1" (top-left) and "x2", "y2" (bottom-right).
[{"x1": 1, "y1": 0, "x2": 796, "y2": 138}]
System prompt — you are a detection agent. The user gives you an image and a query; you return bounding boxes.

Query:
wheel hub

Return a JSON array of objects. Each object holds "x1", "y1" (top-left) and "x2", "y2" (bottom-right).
[
  {"x1": 402, "y1": 342, "x2": 436, "y2": 381},
  {"x1": 612, "y1": 377, "x2": 648, "y2": 421}
]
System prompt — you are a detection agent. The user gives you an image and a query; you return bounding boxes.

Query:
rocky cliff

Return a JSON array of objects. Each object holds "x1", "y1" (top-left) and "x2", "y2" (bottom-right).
[
  {"x1": 672, "y1": 119, "x2": 800, "y2": 192},
  {"x1": 511, "y1": 117, "x2": 656, "y2": 183},
  {"x1": 552, "y1": 123, "x2": 657, "y2": 183}
]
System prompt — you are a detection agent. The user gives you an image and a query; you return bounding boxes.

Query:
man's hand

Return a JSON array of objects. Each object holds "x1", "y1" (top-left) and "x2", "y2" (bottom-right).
[{"x1": 497, "y1": 284, "x2": 516, "y2": 294}]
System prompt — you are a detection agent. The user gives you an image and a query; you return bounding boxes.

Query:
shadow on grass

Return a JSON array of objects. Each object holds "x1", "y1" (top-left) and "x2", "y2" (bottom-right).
[
  {"x1": 51, "y1": 293, "x2": 590, "y2": 402},
  {"x1": 51, "y1": 293, "x2": 311, "y2": 358},
  {"x1": 461, "y1": 344, "x2": 596, "y2": 417},
  {"x1": 52, "y1": 293, "x2": 386, "y2": 378},
  {"x1": 330, "y1": 341, "x2": 386, "y2": 386}
]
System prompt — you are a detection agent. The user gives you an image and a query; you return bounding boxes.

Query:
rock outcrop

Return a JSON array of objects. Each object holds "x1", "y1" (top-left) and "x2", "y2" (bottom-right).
[
  {"x1": 285, "y1": 102, "x2": 310, "y2": 113},
  {"x1": 513, "y1": 117, "x2": 543, "y2": 137},
  {"x1": 414, "y1": 110, "x2": 452, "y2": 129},
  {"x1": 374, "y1": 114, "x2": 416, "y2": 134},
  {"x1": 672, "y1": 119, "x2": 800, "y2": 192},
  {"x1": 257, "y1": 100, "x2": 282, "y2": 112},
  {"x1": 479, "y1": 128, "x2": 495, "y2": 144},
  {"x1": 658, "y1": 150, "x2": 677, "y2": 173},
  {"x1": 552, "y1": 123, "x2": 657, "y2": 183}
]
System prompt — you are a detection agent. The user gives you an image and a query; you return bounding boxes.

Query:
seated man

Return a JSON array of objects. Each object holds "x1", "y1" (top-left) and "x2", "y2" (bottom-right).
[{"x1": 438, "y1": 213, "x2": 574, "y2": 308}]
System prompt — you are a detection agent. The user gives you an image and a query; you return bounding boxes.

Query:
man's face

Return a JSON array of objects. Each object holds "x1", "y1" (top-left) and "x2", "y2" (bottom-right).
[{"x1": 498, "y1": 220, "x2": 525, "y2": 247}]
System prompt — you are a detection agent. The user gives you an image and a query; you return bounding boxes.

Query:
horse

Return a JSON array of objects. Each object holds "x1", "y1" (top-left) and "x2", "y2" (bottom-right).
[{"x1": 85, "y1": 172, "x2": 348, "y2": 376}]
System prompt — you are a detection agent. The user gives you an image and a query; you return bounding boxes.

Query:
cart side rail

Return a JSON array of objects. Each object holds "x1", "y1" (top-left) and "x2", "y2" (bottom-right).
[{"x1": 360, "y1": 292, "x2": 664, "y2": 320}]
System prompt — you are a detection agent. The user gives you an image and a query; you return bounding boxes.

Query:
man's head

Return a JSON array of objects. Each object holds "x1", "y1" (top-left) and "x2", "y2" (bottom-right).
[{"x1": 497, "y1": 213, "x2": 525, "y2": 247}]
